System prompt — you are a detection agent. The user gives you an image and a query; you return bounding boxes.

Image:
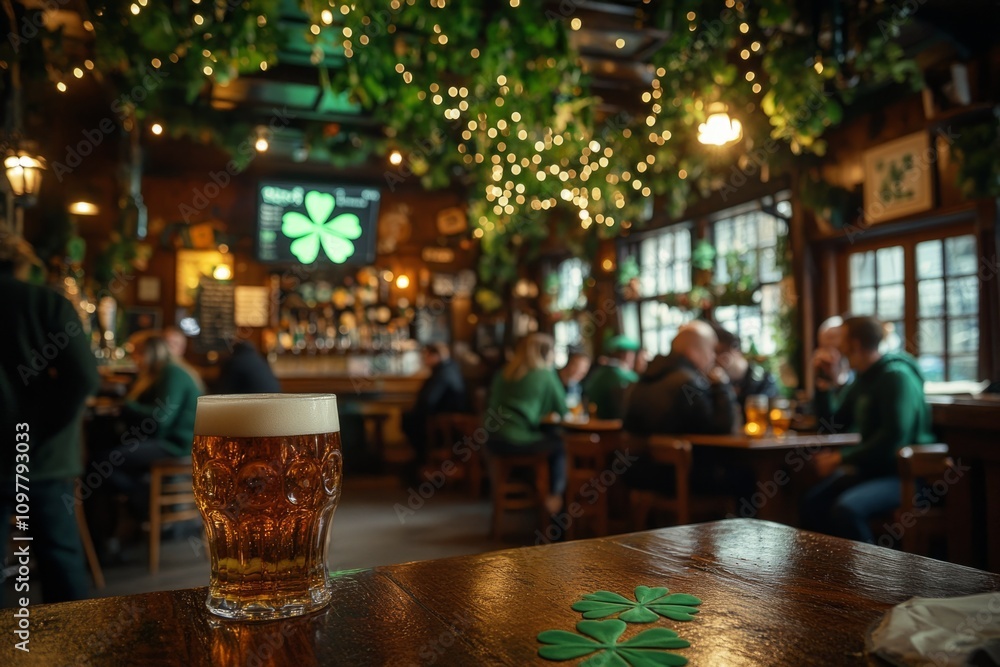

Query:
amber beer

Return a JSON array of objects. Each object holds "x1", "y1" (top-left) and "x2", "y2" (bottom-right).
[{"x1": 192, "y1": 394, "x2": 342, "y2": 620}]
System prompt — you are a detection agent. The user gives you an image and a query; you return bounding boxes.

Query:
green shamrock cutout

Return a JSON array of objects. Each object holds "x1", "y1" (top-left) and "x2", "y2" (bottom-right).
[
  {"x1": 573, "y1": 586, "x2": 702, "y2": 623},
  {"x1": 538, "y1": 619, "x2": 690, "y2": 666},
  {"x1": 281, "y1": 191, "x2": 362, "y2": 264}
]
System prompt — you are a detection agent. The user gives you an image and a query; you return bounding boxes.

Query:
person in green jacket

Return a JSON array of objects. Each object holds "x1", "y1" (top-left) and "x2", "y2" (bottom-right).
[
  {"x1": 0, "y1": 235, "x2": 100, "y2": 602},
  {"x1": 488, "y1": 332, "x2": 567, "y2": 514},
  {"x1": 94, "y1": 331, "x2": 202, "y2": 549},
  {"x1": 582, "y1": 335, "x2": 640, "y2": 420},
  {"x1": 801, "y1": 316, "x2": 935, "y2": 543}
]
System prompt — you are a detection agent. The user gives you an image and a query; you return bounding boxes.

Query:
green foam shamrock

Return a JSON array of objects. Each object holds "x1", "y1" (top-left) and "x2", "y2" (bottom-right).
[
  {"x1": 572, "y1": 586, "x2": 702, "y2": 624},
  {"x1": 281, "y1": 191, "x2": 362, "y2": 264},
  {"x1": 538, "y1": 619, "x2": 690, "y2": 666}
]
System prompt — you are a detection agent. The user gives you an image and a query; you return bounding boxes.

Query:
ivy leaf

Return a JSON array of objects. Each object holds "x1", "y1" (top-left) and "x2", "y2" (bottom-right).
[
  {"x1": 538, "y1": 620, "x2": 690, "y2": 666},
  {"x1": 573, "y1": 587, "x2": 702, "y2": 624}
]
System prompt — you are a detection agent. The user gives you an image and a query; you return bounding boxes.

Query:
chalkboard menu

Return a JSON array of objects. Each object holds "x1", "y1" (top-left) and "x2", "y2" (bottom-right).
[
  {"x1": 257, "y1": 182, "x2": 381, "y2": 265},
  {"x1": 196, "y1": 279, "x2": 237, "y2": 352}
]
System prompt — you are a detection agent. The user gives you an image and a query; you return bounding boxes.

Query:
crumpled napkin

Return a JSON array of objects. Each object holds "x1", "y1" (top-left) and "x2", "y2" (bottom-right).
[{"x1": 868, "y1": 593, "x2": 1000, "y2": 666}]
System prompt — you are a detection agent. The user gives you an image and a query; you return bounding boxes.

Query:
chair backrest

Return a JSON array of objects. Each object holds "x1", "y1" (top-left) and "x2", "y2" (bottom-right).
[
  {"x1": 565, "y1": 432, "x2": 604, "y2": 474},
  {"x1": 646, "y1": 436, "x2": 693, "y2": 469},
  {"x1": 897, "y1": 443, "x2": 953, "y2": 513}
]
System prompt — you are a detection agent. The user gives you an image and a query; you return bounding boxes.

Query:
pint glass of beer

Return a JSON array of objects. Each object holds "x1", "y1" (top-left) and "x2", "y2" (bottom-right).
[{"x1": 192, "y1": 394, "x2": 342, "y2": 620}]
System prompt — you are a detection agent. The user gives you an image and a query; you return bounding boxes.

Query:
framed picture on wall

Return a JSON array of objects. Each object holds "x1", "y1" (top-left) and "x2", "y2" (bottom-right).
[
  {"x1": 862, "y1": 132, "x2": 934, "y2": 224},
  {"x1": 124, "y1": 307, "x2": 162, "y2": 339}
]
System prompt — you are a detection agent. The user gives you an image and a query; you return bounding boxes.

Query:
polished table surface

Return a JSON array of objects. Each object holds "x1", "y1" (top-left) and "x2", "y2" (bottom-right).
[
  {"x1": 681, "y1": 432, "x2": 862, "y2": 450},
  {"x1": 4, "y1": 519, "x2": 998, "y2": 666}
]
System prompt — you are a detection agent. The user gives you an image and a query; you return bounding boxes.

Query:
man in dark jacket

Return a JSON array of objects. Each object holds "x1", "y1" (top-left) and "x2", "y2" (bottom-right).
[
  {"x1": 402, "y1": 343, "x2": 469, "y2": 470},
  {"x1": 623, "y1": 321, "x2": 744, "y2": 498},
  {"x1": 0, "y1": 235, "x2": 100, "y2": 602},
  {"x1": 801, "y1": 316, "x2": 935, "y2": 543},
  {"x1": 712, "y1": 324, "x2": 779, "y2": 411},
  {"x1": 217, "y1": 340, "x2": 282, "y2": 394},
  {"x1": 624, "y1": 321, "x2": 738, "y2": 436}
]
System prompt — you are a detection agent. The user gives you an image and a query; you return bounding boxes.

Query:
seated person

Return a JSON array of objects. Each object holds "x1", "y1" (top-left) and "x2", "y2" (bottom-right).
[
  {"x1": 89, "y1": 332, "x2": 203, "y2": 557},
  {"x1": 487, "y1": 333, "x2": 567, "y2": 514},
  {"x1": 217, "y1": 340, "x2": 282, "y2": 394},
  {"x1": 712, "y1": 323, "x2": 779, "y2": 410},
  {"x1": 557, "y1": 349, "x2": 591, "y2": 411},
  {"x1": 402, "y1": 342, "x2": 470, "y2": 469},
  {"x1": 801, "y1": 316, "x2": 935, "y2": 543},
  {"x1": 583, "y1": 335, "x2": 640, "y2": 420},
  {"x1": 623, "y1": 320, "x2": 745, "y2": 502}
]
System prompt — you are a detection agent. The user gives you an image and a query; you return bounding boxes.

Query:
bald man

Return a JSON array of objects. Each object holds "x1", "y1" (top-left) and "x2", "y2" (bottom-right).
[{"x1": 623, "y1": 320, "x2": 738, "y2": 436}]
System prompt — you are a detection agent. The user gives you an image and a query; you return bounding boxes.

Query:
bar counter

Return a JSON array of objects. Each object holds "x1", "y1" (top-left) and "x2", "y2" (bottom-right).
[{"x1": 4, "y1": 520, "x2": 997, "y2": 666}]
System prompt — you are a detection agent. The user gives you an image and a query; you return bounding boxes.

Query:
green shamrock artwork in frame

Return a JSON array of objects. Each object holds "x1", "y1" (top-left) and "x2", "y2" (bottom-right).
[
  {"x1": 573, "y1": 586, "x2": 703, "y2": 623},
  {"x1": 538, "y1": 619, "x2": 691, "y2": 667}
]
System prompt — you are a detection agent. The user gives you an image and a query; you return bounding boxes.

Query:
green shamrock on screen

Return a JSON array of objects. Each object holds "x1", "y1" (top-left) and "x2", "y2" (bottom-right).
[
  {"x1": 572, "y1": 586, "x2": 702, "y2": 623},
  {"x1": 538, "y1": 619, "x2": 690, "y2": 666},
  {"x1": 281, "y1": 191, "x2": 362, "y2": 264}
]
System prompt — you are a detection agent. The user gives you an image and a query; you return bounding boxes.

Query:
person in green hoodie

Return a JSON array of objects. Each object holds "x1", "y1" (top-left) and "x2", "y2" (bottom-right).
[
  {"x1": 0, "y1": 235, "x2": 99, "y2": 602},
  {"x1": 801, "y1": 316, "x2": 935, "y2": 543},
  {"x1": 90, "y1": 331, "x2": 202, "y2": 555},
  {"x1": 487, "y1": 332, "x2": 567, "y2": 514},
  {"x1": 582, "y1": 335, "x2": 640, "y2": 420}
]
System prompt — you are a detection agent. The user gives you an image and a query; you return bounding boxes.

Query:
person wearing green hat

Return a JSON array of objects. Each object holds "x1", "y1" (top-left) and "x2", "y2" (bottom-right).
[{"x1": 582, "y1": 335, "x2": 641, "y2": 420}]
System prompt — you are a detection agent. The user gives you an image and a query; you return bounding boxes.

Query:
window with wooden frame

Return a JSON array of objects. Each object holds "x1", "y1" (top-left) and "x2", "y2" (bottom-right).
[
  {"x1": 843, "y1": 230, "x2": 981, "y2": 382},
  {"x1": 711, "y1": 200, "x2": 791, "y2": 355},
  {"x1": 552, "y1": 257, "x2": 589, "y2": 367},
  {"x1": 620, "y1": 224, "x2": 694, "y2": 357}
]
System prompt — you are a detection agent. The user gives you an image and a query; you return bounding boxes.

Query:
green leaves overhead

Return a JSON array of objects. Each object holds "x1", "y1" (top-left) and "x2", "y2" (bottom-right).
[
  {"x1": 572, "y1": 587, "x2": 703, "y2": 624},
  {"x1": 538, "y1": 620, "x2": 691, "y2": 667}
]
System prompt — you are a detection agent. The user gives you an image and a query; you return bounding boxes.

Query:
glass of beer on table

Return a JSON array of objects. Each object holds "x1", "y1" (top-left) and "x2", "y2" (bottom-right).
[
  {"x1": 192, "y1": 394, "x2": 342, "y2": 620},
  {"x1": 743, "y1": 394, "x2": 769, "y2": 438}
]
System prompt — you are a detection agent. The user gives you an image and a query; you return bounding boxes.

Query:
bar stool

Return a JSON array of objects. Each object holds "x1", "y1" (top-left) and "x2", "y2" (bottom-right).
[
  {"x1": 897, "y1": 444, "x2": 953, "y2": 556},
  {"x1": 148, "y1": 457, "x2": 201, "y2": 574},
  {"x1": 488, "y1": 451, "x2": 551, "y2": 539},
  {"x1": 563, "y1": 432, "x2": 609, "y2": 539},
  {"x1": 74, "y1": 479, "x2": 105, "y2": 589},
  {"x1": 426, "y1": 413, "x2": 485, "y2": 498}
]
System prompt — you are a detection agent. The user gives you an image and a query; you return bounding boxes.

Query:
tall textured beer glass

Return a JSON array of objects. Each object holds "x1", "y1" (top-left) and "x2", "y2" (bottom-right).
[{"x1": 192, "y1": 394, "x2": 342, "y2": 620}]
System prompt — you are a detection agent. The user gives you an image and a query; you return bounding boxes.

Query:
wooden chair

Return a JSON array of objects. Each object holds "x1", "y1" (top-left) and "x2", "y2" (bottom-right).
[
  {"x1": 629, "y1": 436, "x2": 693, "y2": 530},
  {"x1": 148, "y1": 458, "x2": 201, "y2": 574},
  {"x1": 74, "y1": 479, "x2": 105, "y2": 589},
  {"x1": 426, "y1": 413, "x2": 484, "y2": 497},
  {"x1": 897, "y1": 444, "x2": 953, "y2": 556},
  {"x1": 488, "y1": 451, "x2": 551, "y2": 539},
  {"x1": 564, "y1": 432, "x2": 610, "y2": 539}
]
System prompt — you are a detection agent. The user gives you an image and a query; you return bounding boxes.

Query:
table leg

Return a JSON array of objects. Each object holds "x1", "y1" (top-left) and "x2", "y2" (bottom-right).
[{"x1": 947, "y1": 457, "x2": 976, "y2": 567}]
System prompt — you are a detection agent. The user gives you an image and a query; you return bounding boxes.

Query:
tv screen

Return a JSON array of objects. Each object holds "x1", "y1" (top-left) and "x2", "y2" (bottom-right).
[{"x1": 257, "y1": 181, "x2": 381, "y2": 265}]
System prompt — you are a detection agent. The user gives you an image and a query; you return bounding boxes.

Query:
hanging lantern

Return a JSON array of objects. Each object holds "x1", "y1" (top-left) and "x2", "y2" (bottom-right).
[
  {"x1": 697, "y1": 103, "x2": 743, "y2": 146},
  {"x1": 4, "y1": 149, "x2": 46, "y2": 198}
]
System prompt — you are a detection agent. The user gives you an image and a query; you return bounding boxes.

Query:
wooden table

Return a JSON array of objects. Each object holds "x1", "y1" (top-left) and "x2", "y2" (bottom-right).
[
  {"x1": 542, "y1": 416, "x2": 623, "y2": 432},
  {"x1": 681, "y1": 432, "x2": 862, "y2": 524},
  {"x1": 4, "y1": 520, "x2": 997, "y2": 666}
]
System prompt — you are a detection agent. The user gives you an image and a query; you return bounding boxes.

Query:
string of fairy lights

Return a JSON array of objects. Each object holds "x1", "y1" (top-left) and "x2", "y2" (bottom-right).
[{"x1": 33, "y1": 0, "x2": 913, "y2": 244}]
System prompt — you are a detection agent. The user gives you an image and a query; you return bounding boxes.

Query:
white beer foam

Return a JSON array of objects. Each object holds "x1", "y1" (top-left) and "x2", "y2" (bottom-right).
[{"x1": 195, "y1": 393, "x2": 340, "y2": 437}]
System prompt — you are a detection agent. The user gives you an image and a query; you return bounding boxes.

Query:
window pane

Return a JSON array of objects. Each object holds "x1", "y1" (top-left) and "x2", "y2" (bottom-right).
[
  {"x1": 877, "y1": 284, "x2": 905, "y2": 320},
  {"x1": 876, "y1": 246, "x2": 904, "y2": 284},
  {"x1": 850, "y1": 252, "x2": 876, "y2": 287},
  {"x1": 760, "y1": 247, "x2": 780, "y2": 283},
  {"x1": 916, "y1": 240, "x2": 943, "y2": 279},
  {"x1": 758, "y1": 214, "x2": 776, "y2": 247},
  {"x1": 948, "y1": 317, "x2": 978, "y2": 355},
  {"x1": 622, "y1": 303, "x2": 640, "y2": 343},
  {"x1": 641, "y1": 301, "x2": 659, "y2": 356},
  {"x1": 947, "y1": 276, "x2": 978, "y2": 316},
  {"x1": 919, "y1": 355, "x2": 945, "y2": 382},
  {"x1": 945, "y1": 235, "x2": 977, "y2": 276},
  {"x1": 917, "y1": 279, "x2": 944, "y2": 318},
  {"x1": 884, "y1": 321, "x2": 904, "y2": 353},
  {"x1": 851, "y1": 287, "x2": 876, "y2": 315},
  {"x1": 917, "y1": 318, "x2": 944, "y2": 355},
  {"x1": 675, "y1": 229, "x2": 691, "y2": 259},
  {"x1": 776, "y1": 200, "x2": 792, "y2": 218},
  {"x1": 949, "y1": 356, "x2": 979, "y2": 382}
]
